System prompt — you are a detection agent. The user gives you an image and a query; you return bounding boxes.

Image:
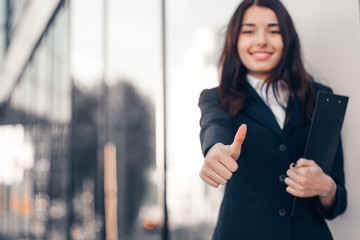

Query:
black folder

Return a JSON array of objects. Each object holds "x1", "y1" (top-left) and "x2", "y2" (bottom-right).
[{"x1": 291, "y1": 91, "x2": 349, "y2": 216}]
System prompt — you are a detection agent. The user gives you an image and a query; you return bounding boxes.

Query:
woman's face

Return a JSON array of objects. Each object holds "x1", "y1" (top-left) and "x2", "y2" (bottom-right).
[{"x1": 237, "y1": 6, "x2": 283, "y2": 81}]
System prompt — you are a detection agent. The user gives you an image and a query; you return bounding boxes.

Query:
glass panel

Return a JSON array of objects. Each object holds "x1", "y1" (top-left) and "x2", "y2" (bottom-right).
[
  {"x1": 9, "y1": 67, "x2": 30, "y2": 114},
  {"x1": 106, "y1": 0, "x2": 163, "y2": 239},
  {"x1": 70, "y1": 0, "x2": 103, "y2": 87},
  {"x1": 0, "y1": 3, "x2": 71, "y2": 240},
  {"x1": 32, "y1": 37, "x2": 52, "y2": 120},
  {"x1": 8, "y1": 0, "x2": 28, "y2": 41},
  {"x1": 52, "y1": 6, "x2": 71, "y2": 124},
  {"x1": 70, "y1": 85, "x2": 104, "y2": 239},
  {"x1": 0, "y1": 124, "x2": 35, "y2": 237},
  {"x1": 166, "y1": 0, "x2": 240, "y2": 239},
  {"x1": 69, "y1": 1, "x2": 105, "y2": 239},
  {"x1": 0, "y1": 0, "x2": 6, "y2": 63}
]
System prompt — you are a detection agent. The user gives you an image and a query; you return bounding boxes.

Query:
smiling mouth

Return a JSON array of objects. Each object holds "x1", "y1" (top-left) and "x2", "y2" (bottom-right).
[{"x1": 251, "y1": 52, "x2": 273, "y2": 60}]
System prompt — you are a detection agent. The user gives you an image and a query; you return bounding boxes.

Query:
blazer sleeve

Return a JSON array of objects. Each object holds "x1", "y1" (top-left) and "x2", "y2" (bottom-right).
[
  {"x1": 198, "y1": 88, "x2": 234, "y2": 156},
  {"x1": 316, "y1": 138, "x2": 347, "y2": 220}
]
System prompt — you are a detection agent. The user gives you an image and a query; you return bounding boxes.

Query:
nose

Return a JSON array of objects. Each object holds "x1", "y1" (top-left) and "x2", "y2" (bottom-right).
[{"x1": 256, "y1": 31, "x2": 267, "y2": 47}]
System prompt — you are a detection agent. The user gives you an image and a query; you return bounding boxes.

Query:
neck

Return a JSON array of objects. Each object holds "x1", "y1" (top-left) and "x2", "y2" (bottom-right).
[{"x1": 247, "y1": 72, "x2": 270, "y2": 81}]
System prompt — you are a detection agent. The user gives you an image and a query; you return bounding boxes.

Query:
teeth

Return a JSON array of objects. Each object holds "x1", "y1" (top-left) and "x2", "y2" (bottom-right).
[{"x1": 252, "y1": 52, "x2": 270, "y2": 56}]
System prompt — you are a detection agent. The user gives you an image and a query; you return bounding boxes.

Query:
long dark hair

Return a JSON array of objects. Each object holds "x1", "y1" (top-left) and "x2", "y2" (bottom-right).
[{"x1": 219, "y1": 0, "x2": 315, "y2": 123}]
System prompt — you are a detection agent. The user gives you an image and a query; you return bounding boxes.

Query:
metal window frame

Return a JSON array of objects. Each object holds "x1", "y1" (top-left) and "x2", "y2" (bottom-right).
[{"x1": 0, "y1": 0, "x2": 62, "y2": 104}]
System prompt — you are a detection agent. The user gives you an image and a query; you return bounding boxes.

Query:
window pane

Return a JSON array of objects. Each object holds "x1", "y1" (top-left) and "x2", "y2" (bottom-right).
[
  {"x1": 106, "y1": 0, "x2": 163, "y2": 239},
  {"x1": 166, "y1": 1, "x2": 240, "y2": 239}
]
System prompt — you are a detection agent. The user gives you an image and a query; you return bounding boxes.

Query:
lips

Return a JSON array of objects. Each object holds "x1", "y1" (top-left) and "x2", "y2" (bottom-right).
[{"x1": 250, "y1": 51, "x2": 273, "y2": 61}]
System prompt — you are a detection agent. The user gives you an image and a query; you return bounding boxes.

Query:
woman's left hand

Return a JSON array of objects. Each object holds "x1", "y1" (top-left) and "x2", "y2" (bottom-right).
[{"x1": 285, "y1": 158, "x2": 337, "y2": 207}]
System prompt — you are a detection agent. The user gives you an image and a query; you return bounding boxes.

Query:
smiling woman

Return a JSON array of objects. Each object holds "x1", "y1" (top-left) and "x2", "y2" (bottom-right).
[{"x1": 198, "y1": 0, "x2": 347, "y2": 239}]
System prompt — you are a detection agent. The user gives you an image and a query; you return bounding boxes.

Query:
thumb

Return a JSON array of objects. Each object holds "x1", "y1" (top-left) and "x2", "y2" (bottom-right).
[{"x1": 229, "y1": 124, "x2": 247, "y2": 160}]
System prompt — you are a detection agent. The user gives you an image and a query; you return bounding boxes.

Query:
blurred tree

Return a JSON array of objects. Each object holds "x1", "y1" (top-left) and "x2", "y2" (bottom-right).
[
  {"x1": 71, "y1": 86, "x2": 98, "y2": 191},
  {"x1": 106, "y1": 81, "x2": 156, "y2": 238}
]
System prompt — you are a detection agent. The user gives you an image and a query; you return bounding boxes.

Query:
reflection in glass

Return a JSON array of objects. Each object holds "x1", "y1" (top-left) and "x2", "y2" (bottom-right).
[
  {"x1": 70, "y1": 84, "x2": 104, "y2": 239},
  {"x1": 106, "y1": 81, "x2": 159, "y2": 239},
  {"x1": 0, "y1": 3, "x2": 71, "y2": 239},
  {"x1": 104, "y1": 0, "x2": 163, "y2": 239},
  {"x1": 0, "y1": 1, "x2": 6, "y2": 63}
]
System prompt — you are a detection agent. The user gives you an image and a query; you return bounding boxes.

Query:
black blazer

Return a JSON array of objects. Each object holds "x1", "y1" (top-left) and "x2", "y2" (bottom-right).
[{"x1": 198, "y1": 82, "x2": 347, "y2": 240}]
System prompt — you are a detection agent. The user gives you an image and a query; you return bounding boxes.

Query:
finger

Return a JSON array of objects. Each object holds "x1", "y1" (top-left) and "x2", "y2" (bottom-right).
[
  {"x1": 286, "y1": 185, "x2": 309, "y2": 198},
  {"x1": 291, "y1": 158, "x2": 315, "y2": 169},
  {"x1": 200, "y1": 173, "x2": 220, "y2": 188},
  {"x1": 289, "y1": 164, "x2": 311, "y2": 177},
  {"x1": 203, "y1": 166, "x2": 227, "y2": 185},
  {"x1": 218, "y1": 154, "x2": 238, "y2": 173},
  {"x1": 284, "y1": 177, "x2": 303, "y2": 192},
  {"x1": 286, "y1": 169, "x2": 306, "y2": 185},
  {"x1": 211, "y1": 161, "x2": 234, "y2": 180},
  {"x1": 286, "y1": 186, "x2": 301, "y2": 197},
  {"x1": 229, "y1": 124, "x2": 247, "y2": 160}
]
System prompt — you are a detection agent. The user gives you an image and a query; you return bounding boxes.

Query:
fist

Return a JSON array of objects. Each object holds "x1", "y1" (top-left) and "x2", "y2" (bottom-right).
[
  {"x1": 199, "y1": 124, "x2": 247, "y2": 187},
  {"x1": 285, "y1": 158, "x2": 336, "y2": 199}
]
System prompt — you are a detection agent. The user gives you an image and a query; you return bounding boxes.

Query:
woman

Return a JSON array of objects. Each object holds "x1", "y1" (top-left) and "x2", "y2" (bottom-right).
[{"x1": 198, "y1": 0, "x2": 347, "y2": 239}]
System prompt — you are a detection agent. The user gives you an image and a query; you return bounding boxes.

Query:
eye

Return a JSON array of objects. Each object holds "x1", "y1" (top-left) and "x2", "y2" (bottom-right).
[
  {"x1": 242, "y1": 30, "x2": 253, "y2": 34},
  {"x1": 270, "y1": 30, "x2": 281, "y2": 34}
]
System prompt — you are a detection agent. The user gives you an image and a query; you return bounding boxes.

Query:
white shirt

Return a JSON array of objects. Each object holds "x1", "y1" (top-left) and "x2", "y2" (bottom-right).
[{"x1": 247, "y1": 74, "x2": 289, "y2": 129}]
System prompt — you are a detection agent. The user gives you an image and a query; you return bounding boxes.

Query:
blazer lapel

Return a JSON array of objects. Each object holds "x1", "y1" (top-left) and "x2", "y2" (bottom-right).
[
  {"x1": 242, "y1": 83, "x2": 286, "y2": 141},
  {"x1": 283, "y1": 93, "x2": 301, "y2": 136}
]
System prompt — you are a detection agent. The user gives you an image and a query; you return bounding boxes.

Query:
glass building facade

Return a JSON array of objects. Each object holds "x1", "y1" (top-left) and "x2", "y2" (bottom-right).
[{"x1": 0, "y1": 0, "x2": 240, "y2": 239}]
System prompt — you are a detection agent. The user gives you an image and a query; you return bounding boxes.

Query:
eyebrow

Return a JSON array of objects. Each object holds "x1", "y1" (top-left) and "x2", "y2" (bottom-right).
[{"x1": 241, "y1": 23, "x2": 280, "y2": 27}]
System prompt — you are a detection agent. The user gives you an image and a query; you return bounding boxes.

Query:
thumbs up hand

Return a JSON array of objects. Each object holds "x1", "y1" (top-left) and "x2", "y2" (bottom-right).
[{"x1": 199, "y1": 124, "x2": 247, "y2": 188}]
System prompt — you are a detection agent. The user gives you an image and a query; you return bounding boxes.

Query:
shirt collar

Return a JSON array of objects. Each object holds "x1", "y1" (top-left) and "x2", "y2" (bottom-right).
[
  {"x1": 246, "y1": 74, "x2": 289, "y2": 105},
  {"x1": 247, "y1": 74, "x2": 265, "y2": 92},
  {"x1": 246, "y1": 74, "x2": 288, "y2": 94}
]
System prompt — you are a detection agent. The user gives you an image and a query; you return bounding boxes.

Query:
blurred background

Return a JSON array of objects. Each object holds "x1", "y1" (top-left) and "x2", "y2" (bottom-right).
[{"x1": 0, "y1": 0, "x2": 359, "y2": 239}]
